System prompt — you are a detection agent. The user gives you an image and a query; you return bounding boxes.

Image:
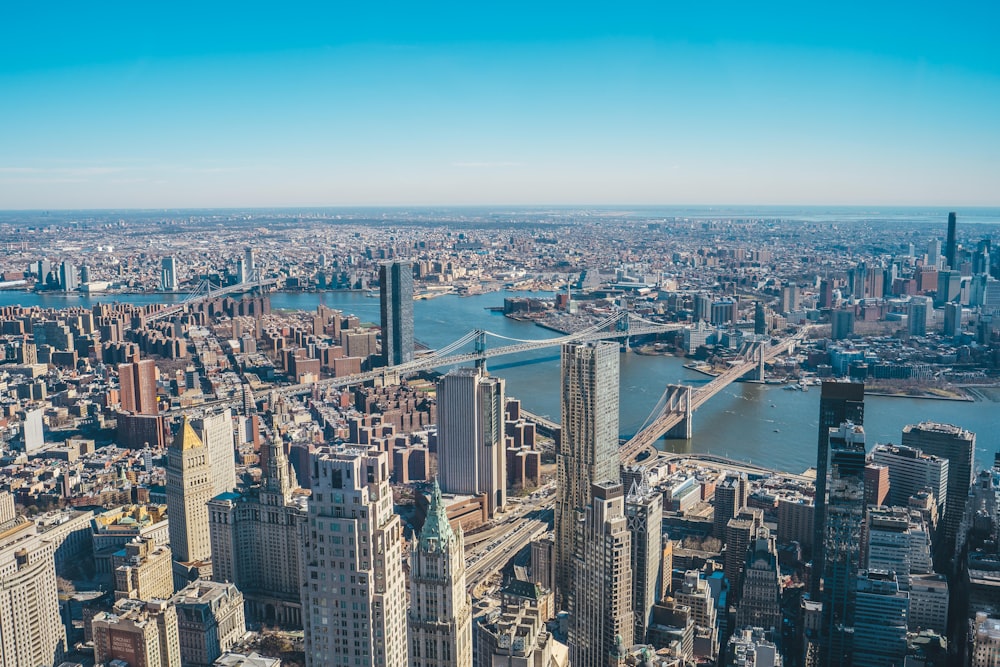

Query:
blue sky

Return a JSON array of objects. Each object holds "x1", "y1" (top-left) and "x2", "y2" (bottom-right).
[{"x1": 2, "y1": 2, "x2": 999, "y2": 209}]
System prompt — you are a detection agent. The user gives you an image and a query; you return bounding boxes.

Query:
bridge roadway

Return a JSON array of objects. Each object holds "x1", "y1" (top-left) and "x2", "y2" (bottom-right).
[
  {"x1": 275, "y1": 321, "x2": 683, "y2": 398},
  {"x1": 145, "y1": 277, "x2": 279, "y2": 323},
  {"x1": 619, "y1": 328, "x2": 809, "y2": 464}
]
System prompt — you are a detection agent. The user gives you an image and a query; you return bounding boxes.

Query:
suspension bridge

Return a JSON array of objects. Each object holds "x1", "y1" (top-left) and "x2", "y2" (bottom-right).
[
  {"x1": 277, "y1": 310, "x2": 684, "y2": 398},
  {"x1": 145, "y1": 274, "x2": 279, "y2": 323},
  {"x1": 618, "y1": 327, "x2": 810, "y2": 464}
]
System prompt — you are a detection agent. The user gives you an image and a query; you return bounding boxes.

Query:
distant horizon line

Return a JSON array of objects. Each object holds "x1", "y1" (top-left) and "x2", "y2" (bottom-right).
[{"x1": 3, "y1": 203, "x2": 1000, "y2": 214}]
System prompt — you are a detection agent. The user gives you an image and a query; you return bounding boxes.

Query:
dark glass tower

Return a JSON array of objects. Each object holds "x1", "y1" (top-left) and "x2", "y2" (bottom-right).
[
  {"x1": 821, "y1": 423, "x2": 867, "y2": 667},
  {"x1": 379, "y1": 261, "x2": 414, "y2": 366},
  {"x1": 945, "y1": 211, "x2": 957, "y2": 270},
  {"x1": 810, "y1": 381, "x2": 865, "y2": 600}
]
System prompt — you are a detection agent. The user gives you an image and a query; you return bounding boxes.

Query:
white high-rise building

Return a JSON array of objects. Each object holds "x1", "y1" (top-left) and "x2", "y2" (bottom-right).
[
  {"x1": 0, "y1": 507, "x2": 67, "y2": 666},
  {"x1": 436, "y1": 367, "x2": 506, "y2": 517},
  {"x1": 408, "y1": 480, "x2": 472, "y2": 667},
  {"x1": 569, "y1": 481, "x2": 633, "y2": 667},
  {"x1": 192, "y1": 409, "x2": 236, "y2": 496},
  {"x1": 161, "y1": 256, "x2": 179, "y2": 291},
  {"x1": 554, "y1": 341, "x2": 620, "y2": 608},
  {"x1": 165, "y1": 418, "x2": 214, "y2": 564},
  {"x1": 302, "y1": 446, "x2": 408, "y2": 667},
  {"x1": 870, "y1": 443, "x2": 948, "y2": 517}
]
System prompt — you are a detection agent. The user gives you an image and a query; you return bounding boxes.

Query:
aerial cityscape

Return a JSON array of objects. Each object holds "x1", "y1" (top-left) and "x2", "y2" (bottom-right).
[{"x1": 2, "y1": 3, "x2": 1000, "y2": 667}]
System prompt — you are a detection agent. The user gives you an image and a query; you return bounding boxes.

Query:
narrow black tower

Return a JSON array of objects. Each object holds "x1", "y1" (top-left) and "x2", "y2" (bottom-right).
[
  {"x1": 810, "y1": 381, "x2": 865, "y2": 601},
  {"x1": 945, "y1": 211, "x2": 957, "y2": 269}
]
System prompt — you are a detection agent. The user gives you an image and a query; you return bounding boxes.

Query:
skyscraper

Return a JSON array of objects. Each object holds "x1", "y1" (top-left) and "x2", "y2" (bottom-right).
[
  {"x1": 0, "y1": 509, "x2": 67, "y2": 666},
  {"x1": 208, "y1": 434, "x2": 306, "y2": 627},
  {"x1": 811, "y1": 381, "x2": 864, "y2": 601},
  {"x1": 165, "y1": 418, "x2": 214, "y2": 564},
  {"x1": 735, "y1": 533, "x2": 782, "y2": 633},
  {"x1": 625, "y1": 473, "x2": 663, "y2": 643},
  {"x1": 436, "y1": 367, "x2": 506, "y2": 516},
  {"x1": 302, "y1": 446, "x2": 408, "y2": 667},
  {"x1": 59, "y1": 260, "x2": 78, "y2": 292},
  {"x1": 554, "y1": 341, "x2": 620, "y2": 608},
  {"x1": 161, "y1": 256, "x2": 179, "y2": 291},
  {"x1": 870, "y1": 443, "x2": 948, "y2": 518},
  {"x1": 569, "y1": 481, "x2": 633, "y2": 667},
  {"x1": 120, "y1": 359, "x2": 159, "y2": 416},
  {"x1": 244, "y1": 247, "x2": 256, "y2": 281},
  {"x1": 852, "y1": 570, "x2": 909, "y2": 667},
  {"x1": 713, "y1": 473, "x2": 748, "y2": 540},
  {"x1": 191, "y1": 409, "x2": 236, "y2": 496},
  {"x1": 902, "y1": 421, "x2": 976, "y2": 564},
  {"x1": 379, "y1": 260, "x2": 414, "y2": 367},
  {"x1": 946, "y1": 211, "x2": 958, "y2": 270},
  {"x1": 821, "y1": 422, "x2": 867, "y2": 667},
  {"x1": 408, "y1": 480, "x2": 472, "y2": 667}
]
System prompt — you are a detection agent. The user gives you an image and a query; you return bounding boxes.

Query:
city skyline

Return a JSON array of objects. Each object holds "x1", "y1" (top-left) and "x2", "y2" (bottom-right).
[{"x1": 2, "y1": 3, "x2": 999, "y2": 209}]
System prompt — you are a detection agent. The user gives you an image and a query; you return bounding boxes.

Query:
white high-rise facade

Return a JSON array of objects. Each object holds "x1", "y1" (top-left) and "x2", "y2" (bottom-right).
[
  {"x1": 302, "y1": 446, "x2": 408, "y2": 667},
  {"x1": 436, "y1": 367, "x2": 506, "y2": 516},
  {"x1": 165, "y1": 418, "x2": 214, "y2": 564},
  {"x1": 192, "y1": 409, "x2": 236, "y2": 496},
  {"x1": 408, "y1": 480, "x2": 472, "y2": 667},
  {"x1": 554, "y1": 341, "x2": 620, "y2": 608}
]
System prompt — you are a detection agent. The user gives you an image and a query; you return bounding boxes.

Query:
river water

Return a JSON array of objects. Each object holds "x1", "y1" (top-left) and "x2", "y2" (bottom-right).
[{"x1": 3, "y1": 289, "x2": 997, "y2": 474}]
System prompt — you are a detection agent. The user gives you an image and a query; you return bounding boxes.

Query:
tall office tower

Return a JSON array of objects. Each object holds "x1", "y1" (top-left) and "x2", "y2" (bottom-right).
[
  {"x1": 946, "y1": 211, "x2": 958, "y2": 270},
  {"x1": 379, "y1": 260, "x2": 414, "y2": 366},
  {"x1": 235, "y1": 258, "x2": 247, "y2": 284},
  {"x1": 754, "y1": 301, "x2": 767, "y2": 335},
  {"x1": 865, "y1": 507, "x2": 933, "y2": 590},
  {"x1": 91, "y1": 598, "x2": 180, "y2": 667},
  {"x1": 830, "y1": 309, "x2": 854, "y2": 340},
  {"x1": 244, "y1": 247, "x2": 256, "y2": 280},
  {"x1": 927, "y1": 238, "x2": 941, "y2": 268},
  {"x1": 870, "y1": 444, "x2": 949, "y2": 517},
  {"x1": 530, "y1": 537, "x2": 555, "y2": 592},
  {"x1": 863, "y1": 463, "x2": 889, "y2": 507},
  {"x1": 811, "y1": 382, "x2": 864, "y2": 601},
  {"x1": 821, "y1": 422, "x2": 867, "y2": 667},
  {"x1": 943, "y1": 301, "x2": 962, "y2": 337},
  {"x1": 569, "y1": 482, "x2": 634, "y2": 667},
  {"x1": 818, "y1": 279, "x2": 834, "y2": 309},
  {"x1": 302, "y1": 446, "x2": 408, "y2": 667},
  {"x1": 901, "y1": 421, "x2": 975, "y2": 563},
  {"x1": 626, "y1": 474, "x2": 664, "y2": 642},
  {"x1": 852, "y1": 570, "x2": 909, "y2": 667},
  {"x1": 0, "y1": 517, "x2": 67, "y2": 665},
  {"x1": 165, "y1": 418, "x2": 214, "y2": 564},
  {"x1": 908, "y1": 296, "x2": 930, "y2": 337},
  {"x1": 191, "y1": 409, "x2": 236, "y2": 496},
  {"x1": 436, "y1": 367, "x2": 506, "y2": 516},
  {"x1": 59, "y1": 260, "x2": 78, "y2": 291},
  {"x1": 120, "y1": 359, "x2": 159, "y2": 415},
  {"x1": 781, "y1": 283, "x2": 799, "y2": 313},
  {"x1": 714, "y1": 473, "x2": 748, "y2": 540},
  {"x1": 161, "y1": 256, "x2": 179, "y2": 291},
  {"x1": 408, "y1": 480, "x2": 472, "y2": 667},
  {"x1": 208, "y1": 434, "x2": 307, "y2": 627},
  {"x1": 724, "y1": 508, "x2": 764, "y2": 603},
  {"x1": 735, "y1": 533, "x2": 782, "y2": 633},
  {"x1": 554, "y1": 341, "x2": 620, "y2": 609}
]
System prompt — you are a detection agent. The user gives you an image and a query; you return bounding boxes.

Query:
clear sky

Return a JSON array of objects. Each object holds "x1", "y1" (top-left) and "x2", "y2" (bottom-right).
[{"x1": 2, "y1": 1, "x2": 999, "y2": 209}]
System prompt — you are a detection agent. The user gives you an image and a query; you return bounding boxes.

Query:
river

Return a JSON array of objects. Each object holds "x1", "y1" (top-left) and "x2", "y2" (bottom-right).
[{"x1": 1, "y1": 289, "x2": 997, "y2": 474}]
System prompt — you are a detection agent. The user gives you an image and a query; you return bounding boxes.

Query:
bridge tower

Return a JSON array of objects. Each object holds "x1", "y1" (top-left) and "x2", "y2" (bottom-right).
[
  {"x1": 664, "y1": 384, "x2": 693, "y2": 439},
  {"x1": 474, "y1": 329, "x2": 487, "y2": 370},
  {"x1": 616, "y1": 311, "x2": 631, "y2": 351}
]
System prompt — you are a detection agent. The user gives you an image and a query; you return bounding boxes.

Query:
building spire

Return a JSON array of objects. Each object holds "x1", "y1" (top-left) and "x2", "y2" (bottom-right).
[{"x1": 419, "y1": 478, "x2": 455, "y2": 550}]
